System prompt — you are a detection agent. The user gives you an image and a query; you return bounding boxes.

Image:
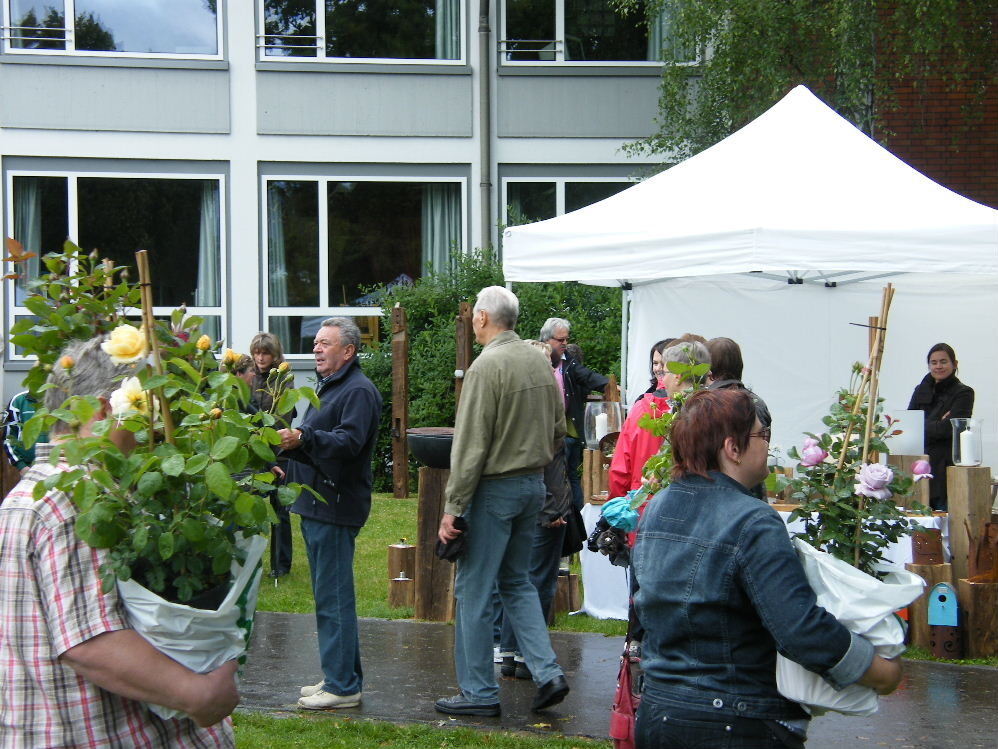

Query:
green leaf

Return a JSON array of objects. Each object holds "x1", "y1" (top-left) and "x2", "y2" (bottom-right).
[
  {"x1": 205, "y1": 462, "x2": 235, "y2": 499},
  {"x1": 181, "y1": 517, "x2": 205, "y2": 542},
  {"x1": 185, "y1": 454, "x2": 211, "y2": 474},
  {"x1": 136, "y1": 471, "x2": 164, "y2": 497},
  {"x1": 234, "y1": 492, "x2": 255, "y2": 517},
  {"x1": 210, "y1": 435, "x2": 240, "y2": 461},
  {"x1": 277, "y1": 390, "x2": 300, "y2": 416},
  {"x1": 158, "y1": 532, "x2": 175, "y2": 561},
  {"x1": 249, "y1": 439, "x2": 275, "y2": 463},
  {"x1": 142, "y1": 374, "x2": 170, "y2": 390},
  {"x1": 22, "y1": 415, "x2": 45, "y2": 450},
  {"x1": 133, "y1": 525, "x2": 149, "y2": 552},
  {"x1": 161, "y1": 454, "x2": 186, "y2": 477}
]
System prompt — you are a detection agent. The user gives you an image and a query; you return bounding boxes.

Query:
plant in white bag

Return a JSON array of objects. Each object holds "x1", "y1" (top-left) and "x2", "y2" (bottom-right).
[{"x1": 15, "y1": 246, "x2": 319, "y2": 605}]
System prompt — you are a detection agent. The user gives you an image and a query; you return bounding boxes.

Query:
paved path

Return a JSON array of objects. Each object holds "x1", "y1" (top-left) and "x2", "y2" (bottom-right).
[{"x1": 241, "y1": 612, "x2": 998, "y2": 747}]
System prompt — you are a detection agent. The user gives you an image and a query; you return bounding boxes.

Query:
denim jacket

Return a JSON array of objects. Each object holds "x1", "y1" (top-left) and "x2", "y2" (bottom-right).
[{"x1": 632, "y1": 471, "x2": 874, "y2": 721}]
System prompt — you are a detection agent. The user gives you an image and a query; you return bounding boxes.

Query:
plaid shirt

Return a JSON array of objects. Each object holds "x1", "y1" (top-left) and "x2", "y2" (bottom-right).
[{"x1": 0, "y1": 444, "x2": 234, "y2": 748}]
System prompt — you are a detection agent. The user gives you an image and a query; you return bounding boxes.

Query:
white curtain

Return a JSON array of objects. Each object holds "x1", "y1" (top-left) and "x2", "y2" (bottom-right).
[
  {"x1": 421, "y1": 183, "x2": 461, "y2": 275},
  {"x1": 434, "y1": 0, "x2": 460, "y2": 59},
  {"x1": 12, "y1": 178, "x2": 41, "y2": 305},
  {"x1": 647, "y1": 3, "x2": 691, "y2": 62},
  {"x1": 266, "y1": 183, "x2": 292, "y2": 347},
  {"x1": 194, "y1": 181, "x2": 221, "y2": 340}
]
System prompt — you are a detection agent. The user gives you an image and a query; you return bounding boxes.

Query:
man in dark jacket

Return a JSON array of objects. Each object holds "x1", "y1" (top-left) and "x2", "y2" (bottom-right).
[
  {"x1": 540, "y1": 318, "x2": 609, "y2": 508},
  {"x1": 277, "y1": 317, "x2": 382, "y2": 711}
]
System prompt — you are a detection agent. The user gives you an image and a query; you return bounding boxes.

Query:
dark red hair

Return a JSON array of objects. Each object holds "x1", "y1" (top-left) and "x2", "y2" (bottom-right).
[{"x1": 671, "y1": 388, "x2": 757, "y2": 480}]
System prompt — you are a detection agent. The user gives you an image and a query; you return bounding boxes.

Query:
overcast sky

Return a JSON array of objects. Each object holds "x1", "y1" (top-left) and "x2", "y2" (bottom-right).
[{"x1": 78, "y1": 0, "x2": 217, "y2": 54}]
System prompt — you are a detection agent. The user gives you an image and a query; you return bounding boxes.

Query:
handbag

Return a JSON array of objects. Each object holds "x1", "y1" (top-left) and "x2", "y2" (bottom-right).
[
  {"x1": 608, "y1": 638, "x2": 641, "y2": 749},
  {"x1": 561, "y1": 505, "x2": 587, "y2": 556}
]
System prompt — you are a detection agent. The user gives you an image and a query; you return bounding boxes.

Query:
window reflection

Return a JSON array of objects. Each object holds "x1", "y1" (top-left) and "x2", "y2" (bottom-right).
[
  {"x1": 506, "y1": 182, "x2": 556, "y2": 225},
  {"x1": 268, "y1": 181, "x2": 319, "y2": 307},
  {"x1": 269, "y1": 315, "x2": 380, "y2": 356},
  {"x1": 565, "y1": 181, "x2": 629, "y2": 213}
]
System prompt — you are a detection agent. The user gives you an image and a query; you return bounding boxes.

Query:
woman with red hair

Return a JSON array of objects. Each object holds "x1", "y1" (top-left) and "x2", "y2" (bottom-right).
[{"x1": 631, "y1": 388, "x2": 901, "y2": 748}]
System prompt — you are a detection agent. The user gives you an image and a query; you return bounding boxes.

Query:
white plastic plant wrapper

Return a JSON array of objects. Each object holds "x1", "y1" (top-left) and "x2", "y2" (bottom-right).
[
  {"x1": 117, "y1": 533, "x2": 268, "y2": 720},
  {"x1": 776, "y1": 537, "x2": 925, "y2": 717}
]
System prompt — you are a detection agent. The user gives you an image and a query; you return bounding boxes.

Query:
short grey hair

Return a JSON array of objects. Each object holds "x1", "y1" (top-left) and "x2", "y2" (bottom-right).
[
  {"x1": 662, "y1": 341, "x2": 711, "y2": 384},
  {"x1": 321, "y1": 317, "x2": 361, "y2": 350},
  {"x1": 45, "y1": 336, "x2": 137, "y2": 435},
  {"x1": 539, "y1": 317, "x2": 570, "y2": 342},
  {"x1": 473, "y1": 286, "x2": 518, "y2": 330}
]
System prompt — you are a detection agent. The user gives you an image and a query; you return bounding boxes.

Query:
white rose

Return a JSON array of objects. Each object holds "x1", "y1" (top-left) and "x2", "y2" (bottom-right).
[{"x1": 101, "y1": 325, "x2": 147, "y2": 364}]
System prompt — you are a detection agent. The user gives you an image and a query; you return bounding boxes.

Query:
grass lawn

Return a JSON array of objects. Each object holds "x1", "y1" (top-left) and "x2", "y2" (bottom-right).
[{"x1": 233, "y1": 712, "x2": 610, "y2": 748}]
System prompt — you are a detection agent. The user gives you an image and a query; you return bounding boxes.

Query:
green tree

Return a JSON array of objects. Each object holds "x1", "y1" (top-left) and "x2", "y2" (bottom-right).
[{"x1": 617, "y1": 0, "x2": 996, "y2": 160}]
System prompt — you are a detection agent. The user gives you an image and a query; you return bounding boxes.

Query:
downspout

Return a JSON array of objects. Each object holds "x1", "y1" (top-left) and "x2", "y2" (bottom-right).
[{"x1": 478, "y1": 0, "x2": 492, "y2": 251}]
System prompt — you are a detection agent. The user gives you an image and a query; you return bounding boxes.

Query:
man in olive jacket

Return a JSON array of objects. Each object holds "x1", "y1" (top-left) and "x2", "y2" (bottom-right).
[
  {"x1": 435, "y1": 286, "x2": 570, "y2": 717},
  {"x1": 278, "y1": 317, "x2": 382, "y2": 711}
]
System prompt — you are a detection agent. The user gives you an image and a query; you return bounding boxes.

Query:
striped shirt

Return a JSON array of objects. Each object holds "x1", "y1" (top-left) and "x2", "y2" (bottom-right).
[{"x1": 0, "y1": 444, "x2": 233, "y2": 748}]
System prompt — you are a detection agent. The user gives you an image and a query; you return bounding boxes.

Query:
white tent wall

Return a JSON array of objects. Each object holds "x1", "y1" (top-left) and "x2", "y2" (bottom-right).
[{"x1": 627, "y1": 274, "x2": 997, "y2": 473}]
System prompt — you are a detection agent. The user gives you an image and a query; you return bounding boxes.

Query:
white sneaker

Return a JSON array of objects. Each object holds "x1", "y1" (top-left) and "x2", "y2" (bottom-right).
[
  {"x1": 493, "y1": 645, "x2": 503, "y2": 664},
  {"x1": 298, "y1": 689, "x2": 362, "y2": 710},
  {"x1": 300, "y1": 681, "x2": 325, "y2": 698}
]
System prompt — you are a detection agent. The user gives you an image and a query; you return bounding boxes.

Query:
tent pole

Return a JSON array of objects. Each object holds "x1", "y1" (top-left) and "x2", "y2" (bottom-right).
[{"x1": 620, "y1": 284, "x2": 631, "y2": 404}]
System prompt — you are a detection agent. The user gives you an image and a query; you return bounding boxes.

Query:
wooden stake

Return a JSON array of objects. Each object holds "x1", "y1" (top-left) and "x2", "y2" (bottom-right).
[
  {"x1": 391, "y1": 304, "x2": 410, "y2": 498},
  {"x1": 454, "y1": 302, "x2": 474, "y2": 410},
  {"x1": 135, "y1": 250, "x2": 175, "y2": 444}
]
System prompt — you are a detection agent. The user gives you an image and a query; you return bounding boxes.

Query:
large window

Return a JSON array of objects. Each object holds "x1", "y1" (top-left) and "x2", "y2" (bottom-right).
[
  {"x1": 5, "y1": 0, "x2": 221, "y2": 57},
  {"x1": 265, "y1": 176, "x2": 464, "y2": 354},
  {"x1": 7, "y1": 172, "x2": 225, "y2": 353},
  {"x1": 501, "y1": 0, "x2": 690, "y2": 64},
  {"x1": 505, "y1": 178, "x2": 631, "y2": 225},
  {"x1": 260, "y1": 0, "x2": 463, "y2": 62}
]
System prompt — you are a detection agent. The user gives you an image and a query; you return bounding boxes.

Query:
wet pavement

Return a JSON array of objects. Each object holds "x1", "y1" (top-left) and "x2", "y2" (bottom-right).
[{"x1": 242, "y1": 612, "x2": 998, "y2": 747}]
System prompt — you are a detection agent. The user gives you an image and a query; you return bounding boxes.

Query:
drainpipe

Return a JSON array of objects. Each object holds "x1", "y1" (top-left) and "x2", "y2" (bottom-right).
[{"x1": 478, "y1": 0, "x2": 492, "y2": 251}]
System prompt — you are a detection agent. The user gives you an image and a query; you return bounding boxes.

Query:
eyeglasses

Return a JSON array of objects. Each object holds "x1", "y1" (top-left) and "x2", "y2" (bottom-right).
[
  {"x1": 550, "y1": 336, "x2": 569, "y2": 343},
  {"x1": 749, "y1": 427, "x2": 771, "y2": 443}
]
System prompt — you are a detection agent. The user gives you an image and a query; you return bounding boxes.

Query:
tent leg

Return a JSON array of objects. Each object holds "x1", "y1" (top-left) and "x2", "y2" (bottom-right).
[{"x1": 620, "y1": 286, "x2": 630, "y2": 403}]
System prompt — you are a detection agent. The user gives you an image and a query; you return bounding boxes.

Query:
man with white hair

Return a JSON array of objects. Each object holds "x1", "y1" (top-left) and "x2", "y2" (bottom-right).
[
  {"x1": 0, "y1": 336, "x2": 239, "y2": 747},
  {"x1": 539, "y1": 317, "x2": 609, "y2": 508},
  {"x1": 436, "y1": 286, "x2": 571, "y2": 716}
]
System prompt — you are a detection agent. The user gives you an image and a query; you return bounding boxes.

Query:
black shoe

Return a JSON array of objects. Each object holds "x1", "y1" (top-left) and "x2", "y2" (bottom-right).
[
  {"x1": 434, "y1": 693, "x2": 501, "y2": 716},
  {"x1": 500, "y1": 656, "x2": 532, "y2": 680},
  {"x1": 532, "y1": 675, "x2": 569, "y2": 711}
]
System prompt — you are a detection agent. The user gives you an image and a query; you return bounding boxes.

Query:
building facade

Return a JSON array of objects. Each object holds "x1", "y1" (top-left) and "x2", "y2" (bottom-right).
[{"x1": 0, "y1": 0, "x2": 665, "y2": 393}]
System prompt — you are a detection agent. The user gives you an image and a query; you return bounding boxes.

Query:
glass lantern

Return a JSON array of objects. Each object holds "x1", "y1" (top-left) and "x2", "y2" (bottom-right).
[
  {"x1": 584, "y1": 401, "x2": 623, "y2": 450},
  {"x1": 951, "y1": 418, "x2": 982, "y2": 467}
]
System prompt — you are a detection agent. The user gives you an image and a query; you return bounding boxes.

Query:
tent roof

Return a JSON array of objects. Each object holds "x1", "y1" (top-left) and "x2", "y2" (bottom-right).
[{"x1": 502, "y1": 86, "x2": 998, "y2": 286}]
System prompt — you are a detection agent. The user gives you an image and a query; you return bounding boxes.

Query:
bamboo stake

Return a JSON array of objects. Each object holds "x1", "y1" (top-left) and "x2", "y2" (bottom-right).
[{"x1": 135, "y1": 250, "x2": 175, "y2": 444}]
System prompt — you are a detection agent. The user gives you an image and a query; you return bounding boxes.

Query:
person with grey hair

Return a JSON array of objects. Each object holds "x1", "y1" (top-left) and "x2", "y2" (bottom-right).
[
  {"x1": 539, "y1": 317, "x2": 609, "y2": 509},
  {"x1": 436, "y1": 286, "x2": 571, "y2": 717},
  {"x1": 0, "y1": 335, "x2": 240, "y2": 746},
  {"x1": 277, "y1": 317, "x2": 382, "y2": 710}
]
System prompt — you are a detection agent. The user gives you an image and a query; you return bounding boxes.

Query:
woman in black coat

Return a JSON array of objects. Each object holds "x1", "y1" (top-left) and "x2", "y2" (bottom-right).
[{"x1": 908, "y1": 343, "x2": 974, "y2": 511}]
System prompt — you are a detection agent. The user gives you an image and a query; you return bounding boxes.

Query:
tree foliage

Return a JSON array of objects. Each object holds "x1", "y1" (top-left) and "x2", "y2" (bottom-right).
[{"x1": 617, "y1": 0, "x2": 997, "y2": 160}]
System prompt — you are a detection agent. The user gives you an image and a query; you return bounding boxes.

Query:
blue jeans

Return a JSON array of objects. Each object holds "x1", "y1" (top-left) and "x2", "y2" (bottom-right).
[
  {"x1": 564, "y1": 437, "x2": 584, "y2": 510},
  {"x1": 498, "y1": 520, "x2": 567, "y2": 655},
  {"x1": 301, "y1": 518, "x2": 362, "y2": 696},
  {"x1": 453, "y1": 474, "x2": 563, "y2": 703},
  {"x1": 636, "y1": 698, "x2": 801, "y2": 748}
]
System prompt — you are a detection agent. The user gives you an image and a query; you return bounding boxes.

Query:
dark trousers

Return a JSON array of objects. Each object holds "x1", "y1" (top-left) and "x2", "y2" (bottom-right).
[
  {"x1": 564, "y1": 436, "x2": 584, "y2": 510},
  {"x1": 269, "y1": 493, "x2": 293, "y2": 574}
]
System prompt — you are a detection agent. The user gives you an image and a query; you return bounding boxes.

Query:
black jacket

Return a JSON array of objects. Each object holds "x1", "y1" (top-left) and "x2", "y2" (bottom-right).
[
  {"x1": 907, "y1": 372, "x2": 974, "y2": 509},
  {"x1": 562, "y1": 354, "x2": 609, "y2": 437},
  {"x1": 288, "y1": 357, "x2": 383, "y2": 527}
]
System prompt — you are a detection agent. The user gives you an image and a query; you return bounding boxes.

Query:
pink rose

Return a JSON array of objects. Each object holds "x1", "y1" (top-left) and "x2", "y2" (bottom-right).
[
  {"x1": 911, "y1": 459, "x2": 933, "y2": 482},
  {"x1": 855, "y1": 463, "x2": 894, "y2": 500},
  {"x1": 799, "y1": 438, "x2": 828, "y2": 467}
]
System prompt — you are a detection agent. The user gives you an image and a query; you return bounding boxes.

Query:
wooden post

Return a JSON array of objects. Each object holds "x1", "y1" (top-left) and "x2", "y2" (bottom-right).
[
  {"x1": 886, "y1": 453, "x2": 930, "y2": 510},
  {"x1": 604, "y1": 374, "x2": 620, "y2": 402},
  {"x1": 389, "y1": 577, "x2": 415, "y2": 608},
  {"x1": 388, "y1": 542, "x2": 416, "y2": 579},
  {"x1": 454, "y1": 302, "x2": 474, "y2": 410},
  {"x1": 552, "y1": 573, "x2": 580, "y2": 619},
  {"x1": 414, "y1": 467, "x2": 456, "y2": 622},
  {"x1": 957, "y1": 579, "x2": 998, "y2": 657},
  {"x1": 905, "y1": 563, "x2": 953, "y2": 649},
  {"x1": 948, "y1": 465, "x2": 993, "y2": 581},
  {"x1": 391, "y1": 305, "x2": 410, "y2": 498}
]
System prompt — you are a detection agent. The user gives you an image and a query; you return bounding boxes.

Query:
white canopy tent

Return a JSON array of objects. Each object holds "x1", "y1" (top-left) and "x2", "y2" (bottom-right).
[{"x1": 503, "y1": 85, "x2": 998, "y2": 469}]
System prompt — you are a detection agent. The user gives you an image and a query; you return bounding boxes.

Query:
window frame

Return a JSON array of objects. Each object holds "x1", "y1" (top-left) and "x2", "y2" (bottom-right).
[
  {"x1": 2, "y1": 0, "x2": 225, "y2": 59},
  {"x1": 501, "y1": 175, "x2": 633, "y2": 221},
  {"x1": 5, "y1": 168, "x2": 228, "y2": 361},
  {"x1": 498, "y1": 0, "x2": 698, "y2": 68},
  {"x1": 256, "y1": 0, "x2": 467, "y2": 66},
  {"x1": 261, "y1": 172, "x2": 467, "y2": 360}
]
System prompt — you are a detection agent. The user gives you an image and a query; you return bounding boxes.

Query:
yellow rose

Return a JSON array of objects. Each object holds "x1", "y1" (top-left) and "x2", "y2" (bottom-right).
[
  {"x1": 101, "y1": 325, "x2": 147, "y2": 364},
  {"x1": 221, "y1": 348, "x2": 240, "y2": 366},
  {"x1": 277, "y1": 361, "x2": 290, "y2": 372},
  {"x1": 196, "y1": 335, "x2": 212, "y2": 351},
  {"x1": 109, "y1": 376, "x2": 154, "y2": 419},
  {"x1": 58, "y1": 355, "x2": 75, "y2": 370}
]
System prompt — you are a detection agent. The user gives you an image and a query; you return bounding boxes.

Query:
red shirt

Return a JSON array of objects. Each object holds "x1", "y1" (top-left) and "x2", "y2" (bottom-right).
[{"x1": 608, "y1": 393, "x2": 672, "y2": 500}]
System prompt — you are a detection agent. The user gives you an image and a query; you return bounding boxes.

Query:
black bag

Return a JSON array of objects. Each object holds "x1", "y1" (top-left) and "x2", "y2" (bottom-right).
[
  {"x1": 435, "y1": 516, "x2": 469, "y2": 562},
  {"x1": 562, "y1": 506, "x2": 587, "y2": 556}
]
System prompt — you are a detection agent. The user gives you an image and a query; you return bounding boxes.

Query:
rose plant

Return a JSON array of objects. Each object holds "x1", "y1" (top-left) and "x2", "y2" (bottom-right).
[
  {"x1": 9, "y1": 244, "x2": 319, "y2": 605},
  {"x1": 782, "y1": 363, "x2": 928, "y2": 576}
]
